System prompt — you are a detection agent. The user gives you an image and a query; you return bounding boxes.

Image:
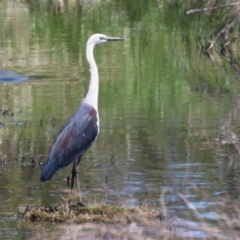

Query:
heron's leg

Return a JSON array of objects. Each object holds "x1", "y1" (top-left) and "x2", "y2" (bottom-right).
[
  {"x1": 68, "y1": 157, "x2": 83, "y2": 204},
  {"x1": 68, "y1": 161, "x2": 77, "y2": 203},
  {"x1": 75, "y1": 157, "x2": 82, "y2": 203}
]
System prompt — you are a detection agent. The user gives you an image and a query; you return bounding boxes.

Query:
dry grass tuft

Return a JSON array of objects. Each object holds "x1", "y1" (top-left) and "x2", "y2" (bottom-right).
[{"x1": 18, "y1": 203, "x2": 158, "y2": 224}]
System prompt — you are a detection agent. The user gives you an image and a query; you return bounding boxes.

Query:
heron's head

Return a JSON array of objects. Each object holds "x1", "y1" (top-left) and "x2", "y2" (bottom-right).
[{"x1": 87, "y1": 34, "x2": 124, "y2": 46}]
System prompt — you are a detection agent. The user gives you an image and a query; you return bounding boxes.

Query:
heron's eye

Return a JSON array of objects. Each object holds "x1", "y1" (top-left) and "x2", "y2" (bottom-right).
[{"x1": 99, "y1": 37, "x2": 104, "y2": 41}]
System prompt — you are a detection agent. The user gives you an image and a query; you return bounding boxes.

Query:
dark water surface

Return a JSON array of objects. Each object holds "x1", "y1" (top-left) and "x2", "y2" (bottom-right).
[{"x1": 0, "y1": 1, "x2": 240, "y2": 239}]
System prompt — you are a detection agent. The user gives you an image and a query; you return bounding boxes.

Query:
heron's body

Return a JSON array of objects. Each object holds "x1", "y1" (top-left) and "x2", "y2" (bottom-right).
[
  {"x1": 40, "y1": 34, "x2": 123, "y2": 199},
  {"x1": 40, "y1": 102, "x2": 98, "y2": 181}
]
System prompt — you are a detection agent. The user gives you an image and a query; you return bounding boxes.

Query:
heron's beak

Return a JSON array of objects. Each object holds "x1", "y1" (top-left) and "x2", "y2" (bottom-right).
[{"x1": 105, "y1": 36, "x2": 124, "y2": 41}]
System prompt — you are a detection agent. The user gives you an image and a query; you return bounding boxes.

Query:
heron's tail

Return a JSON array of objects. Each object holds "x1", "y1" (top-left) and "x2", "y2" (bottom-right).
[{"x1": 40, "y1": 157, "x2": 58, "y2": 181}]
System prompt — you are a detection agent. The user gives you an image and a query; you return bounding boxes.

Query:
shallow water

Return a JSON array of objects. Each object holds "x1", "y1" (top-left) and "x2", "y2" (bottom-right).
[{"x1": 0, "y1": 0, "x2": 240, "y2": 239}]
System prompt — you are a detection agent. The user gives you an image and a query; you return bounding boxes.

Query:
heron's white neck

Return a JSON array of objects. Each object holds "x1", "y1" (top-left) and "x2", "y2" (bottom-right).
[{"x1": 83, "y1": 42, "x2": 99, "y2": 110}]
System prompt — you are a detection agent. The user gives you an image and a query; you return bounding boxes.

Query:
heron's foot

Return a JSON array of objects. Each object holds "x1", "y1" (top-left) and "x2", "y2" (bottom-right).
[
  {"x1": 67, "y1": 201, "x2": 86, "y2": 210},
  {"x1": 77, "y1": 201, "x2": 86, "y2": 207}
]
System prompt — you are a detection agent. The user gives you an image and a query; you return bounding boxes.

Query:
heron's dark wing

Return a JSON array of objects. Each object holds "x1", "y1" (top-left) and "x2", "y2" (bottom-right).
[{"x1": 40, "y1": 103, "x2": 98, "y2": 181}]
